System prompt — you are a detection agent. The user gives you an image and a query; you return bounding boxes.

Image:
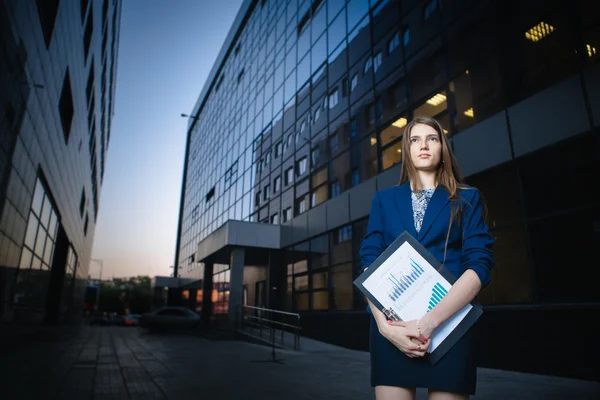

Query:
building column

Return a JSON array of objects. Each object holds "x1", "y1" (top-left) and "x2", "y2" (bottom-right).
[
  {"x1": 44, "y1": 225, "x2": 69, "y2": 325},
  {"x1": 188, "y1": 288, "x2": 197, "y2": 311},
  {"x1": 228, "y1": 247, "x2": 245, "y2": 330},
  {"x1": 201, "y1": 261, "x2": 213, "y2": 326},
  {"x1": 267, "y1": 251, "x2": 285, "y2": 311}
]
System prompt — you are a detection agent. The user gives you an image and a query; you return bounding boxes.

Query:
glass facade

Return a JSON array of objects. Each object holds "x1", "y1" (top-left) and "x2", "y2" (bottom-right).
[
  {"x1": 0, "y1": 0, "x2": 121, "y2": 323},
  {"x1": 177, "y1": 0, "x2": 599, "y2": 315}
]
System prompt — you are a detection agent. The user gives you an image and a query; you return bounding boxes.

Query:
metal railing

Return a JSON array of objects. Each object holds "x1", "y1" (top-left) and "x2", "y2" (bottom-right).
[{"x1": 237, "y1": 305, "x2": 301, "y2": 351}]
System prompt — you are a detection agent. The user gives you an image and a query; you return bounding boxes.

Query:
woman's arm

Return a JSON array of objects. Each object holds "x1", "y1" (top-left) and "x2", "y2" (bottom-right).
[
  {"x1": 418, "y1": 270, "x2": 481, "y2": 336},
  {"x1": 409, "y1": 189, "x2": 494, "y2": 338},
  {"x1": 359, "y1": 192, "x2": 385, "y2": 273}
]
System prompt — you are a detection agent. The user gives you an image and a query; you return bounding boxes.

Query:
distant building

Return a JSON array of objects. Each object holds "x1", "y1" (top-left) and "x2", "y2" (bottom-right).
[
  {"x1": 172, "y1": 0, "x2": 599, "y2": 380},
  {"x1": 0, "y1": 0, "x2": 122, "y2": 324}
]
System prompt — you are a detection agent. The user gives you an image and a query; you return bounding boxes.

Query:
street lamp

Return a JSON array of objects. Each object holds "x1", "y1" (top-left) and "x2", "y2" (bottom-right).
[{"x1": 91, "y1": 258, "x2": 104, "y2": 281}]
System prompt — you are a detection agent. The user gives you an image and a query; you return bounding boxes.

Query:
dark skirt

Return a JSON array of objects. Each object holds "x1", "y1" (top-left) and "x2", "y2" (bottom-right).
[{"x1": 370, "y1": 317, "x2": 478, "y2": 395}]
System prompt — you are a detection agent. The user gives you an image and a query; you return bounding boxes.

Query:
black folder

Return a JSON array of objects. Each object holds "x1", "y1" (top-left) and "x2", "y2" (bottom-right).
[{"x1": 353, "y1": 231, "x2": 482, "y2": 365}]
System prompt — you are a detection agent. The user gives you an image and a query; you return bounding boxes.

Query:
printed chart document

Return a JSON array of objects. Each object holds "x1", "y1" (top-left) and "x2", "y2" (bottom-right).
[{"x1": 354, "y1": 231, "x2": 482, "y2": 364}]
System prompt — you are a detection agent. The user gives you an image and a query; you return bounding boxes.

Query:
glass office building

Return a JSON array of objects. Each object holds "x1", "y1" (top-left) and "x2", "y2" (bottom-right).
[
  {"x1": 175, "y1": 0, "x2": 599, "y2": 380},
  {"x1": 0, "y1": 0, "x2": 121, "y2": 324}
]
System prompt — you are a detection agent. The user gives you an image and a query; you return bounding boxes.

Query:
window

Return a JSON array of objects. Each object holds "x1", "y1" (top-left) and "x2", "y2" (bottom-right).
[
  {"x1": 331, "y1": 180, "x2": 341, "y2": 197},
  {"x1": 37, "y1": 0, "x2": 59, "y2": 48},
  {"x1": 274, "y1": 141, "x2": 282, "y2": 158},
  {"x1": 403, "y1": 28, "x2": 410, "y2": 47},
  {"x1": 86, "y1": 61, "x2": 94, "y2": 105},
  {"x1": 364, "y1": 57, "x2": 373, "y2": 75},
  {"x1": 335, "y1": 225, "x2": 352, "y2": 243},
  {"x1": 350, "y1": 74, "x2": 358, "y2": 92},
  {"x1": 83, "y1": 8, "x2": 93, "y2": 61},
  {"x1": 296, "y1": 197, "x2": 307, "y2": 214},
  {"x1": 373, "y1": 52, "x2": 383, "y2": 73},
  {"x1": 17, "y1": 178, "x2": 59, "y2": 309},
  {"x1": 311, "y1": 147, "x2": 320, "y2": 166},
  {"x1": 328, "y1": 89, "x2": 339, "y2": 109},
  {"x1": 84, "y1": 213, "x2": 89, "y2": 236},
  {"x1": 255, "y1": 191, "x2": 261, "y2": 207},
  {"x1": 263, "y1": 185, "x2": 270, "y2": 201},
  {"x1": 273, "y1": 176, "x2": 281, "y2": 193},
  {"x1": 191, "y1": 204, "x2": 199, "y2": 222},
  {"x1": 423, "y1": 0, "x2": 439, "y2": 20},
  {"x1": 80, "y1": 0, "x2": 89, "y2": 23},
  {"x1": 283, "y1": 207, "x2": 292, "y2": 222},
  {"x1": 351, "y1": 169, "x2": 360, "y2": 187},
  {"x1": 237, "y1": 69, "x2": 245, "y2": 84},
  {"x1": 205, "y1": 186, "x2": 215, "y2": 203},
  {"x1": 79, "y1": 189, "x2": 86, "y2": 217},
  {"x1": 264, "y1": 151, "x2": 271, "y2": 165},
  {"x1": 313, "y1": 107, "x2": 321, "y2": 124},
  {"x1": 349, "y1": 118, "x2": 357, "y2": 138},
  {"x1": 271, "y1": 213, "x2": 279, "y2": 225},
  {"x1": 388, "y1": 31, "x2": 400, "y2": 54},
  {"x1": 296, "y1": 157, "x2": 308, "y2": 176},
  {"x1": 329, "y1": 133, "x2": 339, "y2": 155},
  {"x1": 285, "y1": 167, "x2": 294, "y2": 185},
  {"x1": 311, "y1": 185, "x2": 328, "y2": 207},
  {"x1": 224, "y1": 161, "x2": 238, "y2": 188},
  {"x1": 59, "y1": 69, "x2": 74, "y2": 143}
]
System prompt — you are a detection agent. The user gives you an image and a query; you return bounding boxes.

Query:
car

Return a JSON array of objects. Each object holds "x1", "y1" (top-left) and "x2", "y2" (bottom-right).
[
  {"x1": 124, "y1": 314, "x2": 140, "y2": 326},
  {"x1": 139, "y1": 307, "x2": 200, "y2": 331}
]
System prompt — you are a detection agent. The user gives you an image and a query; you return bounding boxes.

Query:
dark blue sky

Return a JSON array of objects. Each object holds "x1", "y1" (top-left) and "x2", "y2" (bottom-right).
[{"x1": 91, "y1": 0, "x2": 244, "y2": 279}]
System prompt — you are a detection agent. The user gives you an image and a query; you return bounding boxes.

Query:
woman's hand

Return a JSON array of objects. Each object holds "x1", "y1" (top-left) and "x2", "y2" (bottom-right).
[
  {"x1": 367, "y1": 299, "x2": 430, "y2": 358},
  {"x1": 388, "y1": 318, "x2": 436, "y2": 342}
]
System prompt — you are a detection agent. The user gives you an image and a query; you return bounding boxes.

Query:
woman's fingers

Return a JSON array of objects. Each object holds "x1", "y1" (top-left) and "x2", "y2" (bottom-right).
[{"x1": 387, "y1": 320, "x2": 407, "y2": 327}]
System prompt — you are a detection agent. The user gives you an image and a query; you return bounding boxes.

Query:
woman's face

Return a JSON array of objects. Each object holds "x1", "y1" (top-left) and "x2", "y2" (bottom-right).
[{"x1": 409, "y1": 123, "x2": 442, "y2": 172}]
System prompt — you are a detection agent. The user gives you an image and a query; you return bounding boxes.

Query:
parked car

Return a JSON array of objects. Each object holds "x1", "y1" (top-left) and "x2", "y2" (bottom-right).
[
  {"x1": 124, "y1": 314, "x2": 141, "y2": 326},
  {"x1": 139, "y1": 307, "x2": 200, "y2": 331}
]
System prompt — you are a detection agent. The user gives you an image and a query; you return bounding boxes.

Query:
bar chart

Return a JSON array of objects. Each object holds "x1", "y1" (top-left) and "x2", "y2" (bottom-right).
[
  {"x1": 428, "y1": 282, "x2": 448, "y2": 311},
  {"x1": 387, "y1": 258, "x2": 425, "y2": 302}
]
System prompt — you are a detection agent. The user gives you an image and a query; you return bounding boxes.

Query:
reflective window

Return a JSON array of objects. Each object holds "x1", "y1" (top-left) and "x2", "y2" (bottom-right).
[
  {"x1": 16, "y1": 177, "x2": 59, "y2": 309},
  {"x1": 328, "y1": 10, "x2": 347, "y2": 52},
  {"x1": 388, "y1": 31, "x2": 400, "y2": 54},
  {"x1": 381, "y1": 139, "x2": 402, "y2": 171},
  {"x1": 380, "y1": 115, "x2": 407, "y2": 147}
]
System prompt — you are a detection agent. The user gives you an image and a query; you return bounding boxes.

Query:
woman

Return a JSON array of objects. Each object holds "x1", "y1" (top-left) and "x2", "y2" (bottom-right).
[{"x1": 359, "y1": 116, "x2": 494, "y2": 399}]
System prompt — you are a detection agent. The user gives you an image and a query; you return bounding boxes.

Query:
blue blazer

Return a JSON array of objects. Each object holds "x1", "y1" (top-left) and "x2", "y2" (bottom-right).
[{"x1": 359, "y1": 183, "x2": 494, "y2": 287}]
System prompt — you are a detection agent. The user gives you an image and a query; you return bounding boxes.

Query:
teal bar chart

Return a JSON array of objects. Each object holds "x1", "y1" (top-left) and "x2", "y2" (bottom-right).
[{"x1": 428, "y1": 282, "x2": 448, "y2": 311}]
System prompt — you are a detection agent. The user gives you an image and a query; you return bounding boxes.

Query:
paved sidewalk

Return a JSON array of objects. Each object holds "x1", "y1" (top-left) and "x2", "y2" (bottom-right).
[{"x1": 0, "y1": 326, "x2": 598, "y2": 399}]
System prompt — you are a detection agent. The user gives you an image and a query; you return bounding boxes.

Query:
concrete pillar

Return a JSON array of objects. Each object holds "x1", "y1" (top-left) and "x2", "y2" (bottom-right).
[
  {"x1": 44, "y1": 225, "x2": 68, "y2": 325},
  {"x1": 228, "y1": 247, "x2": 245, "y2": 330},
  {"x1": 267, "y1": 251, "x2": 285, "y2": 311},
  {"x1": 188, "y1": 288, "x2": 197, "y2": 311},
  {"x1": 201, "y1": 261, "x2": 213, "y2": 326}
]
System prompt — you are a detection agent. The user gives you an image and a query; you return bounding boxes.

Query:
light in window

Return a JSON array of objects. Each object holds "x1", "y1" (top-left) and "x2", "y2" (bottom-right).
[
  {"x1": 587, "y1": 44, "x2": 597, "y2": 57},
  {"x1": 464, "y1": 108, "x2": 474, "y2": 118},
  {"x1": 392, "y1": 117, "x2": 407, "y2": 128},
  {"x1": 524, "y1": 22, "x2": 555, "y2": 43},
  {"x1": 370, "y1": 137, "x2": 377, "y2": 146},
  {"x1": 426, "y1": 93, "x2": 447, "y2": 106}
]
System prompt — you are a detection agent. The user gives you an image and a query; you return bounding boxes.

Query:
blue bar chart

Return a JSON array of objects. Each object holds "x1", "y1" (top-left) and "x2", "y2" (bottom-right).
[
  {"x1": 387, "y1": 258, "x2": 425, "y2": 302},
  {"x1": 428, "y1": 282, "x2": 448, "y2": 311}
]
